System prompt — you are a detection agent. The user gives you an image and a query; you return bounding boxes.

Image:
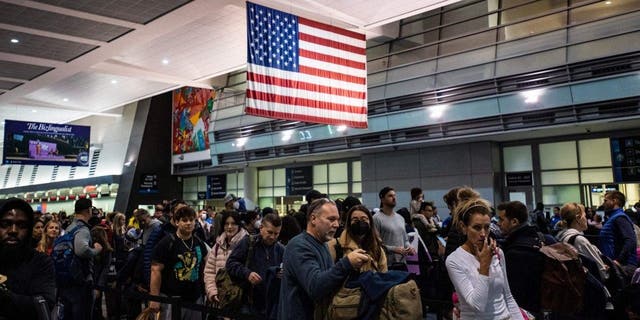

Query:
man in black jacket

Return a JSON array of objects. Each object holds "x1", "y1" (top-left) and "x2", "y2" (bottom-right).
[
  {"x1": 498, "y1": 201, "x2": 555, "y2": 318},
  {"x1": 0, "y1": 198, "x2": 55, "y2": 320}
]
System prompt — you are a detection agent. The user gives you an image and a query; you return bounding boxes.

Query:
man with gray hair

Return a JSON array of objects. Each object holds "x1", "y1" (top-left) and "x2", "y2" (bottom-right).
[{"x1": 278, "y1": 198, "x2": 369, "y2": 320}]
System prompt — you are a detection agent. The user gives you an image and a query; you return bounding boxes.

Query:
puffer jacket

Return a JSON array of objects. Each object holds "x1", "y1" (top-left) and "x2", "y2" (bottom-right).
[{"x1": 203, "y1": 228, "x2": 248, "y2": 299}]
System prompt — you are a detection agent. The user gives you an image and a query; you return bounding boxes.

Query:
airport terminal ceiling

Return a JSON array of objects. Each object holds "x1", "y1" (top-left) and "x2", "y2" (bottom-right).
[{"x1": 0, "y1": 0, "x2": 462, "y2": 156}]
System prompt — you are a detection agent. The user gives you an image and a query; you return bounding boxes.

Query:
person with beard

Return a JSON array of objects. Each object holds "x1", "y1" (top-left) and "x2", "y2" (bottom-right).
[
  {"x1": 373, "y1": 187, "x2": 416, "y2": 271},
  {"x1": 278, "y1": 198, "x2": 369, "y2": 320},
  {"x1": 59, "y1": 198, "x2": 103, "y2": 320},
  {"x1": 328, "y1": 204, "x2": 387, "y2": 272},
  {"x1": 0, "y1": 198, "x2": 56, "y2": 320},
  {"x1": 600, "y1": 191, "x2": 638, "y2": 271}
]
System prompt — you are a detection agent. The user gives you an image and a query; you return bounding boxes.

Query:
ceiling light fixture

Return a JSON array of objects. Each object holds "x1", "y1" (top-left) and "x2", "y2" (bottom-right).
[
  {"x1": 234, "y1": 137, "x2": 248, "y2": 147},
  {"x1": 429, "y1": 104, "x2": 448, "y2": 119},
  {"x1": 62, "y1": 98, "x2": 69, "y2": 102},
  {"x1": 32, "y1": 109, "x2": 37, "y2": 113},
  {"x1": 521, "y1": 89, "x2": 545, "y2": 104},
  {"x1": 162, "y1": 58, "x2": 170, "y2": 65},
  {"x1": 605, "y1": 1, "x2": 612, "y2": 4},
  {"x1": 10, "y1": 39, "x2": 19, "y2": 44},
  {"x1": 336, "y1": 125, "x2": 348, "y2": 132},
  {"x1": 281, "y1": 130, "x2": 293, "y2": 141},
  {"x1": 111, "y1": 80, "x2": 118, "y2": 84}
]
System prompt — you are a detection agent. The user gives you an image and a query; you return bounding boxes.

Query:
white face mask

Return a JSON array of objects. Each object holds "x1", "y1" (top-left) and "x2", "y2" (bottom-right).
[
  {"x1": 233, "y1": 201, "x2": 240, "y2": 210},
  {"x1": 201, "y1": 213, "x2": 207, "y2": 220},
  {"x1": 254, "y1": 219, "x2": 261, "y2": 229}
]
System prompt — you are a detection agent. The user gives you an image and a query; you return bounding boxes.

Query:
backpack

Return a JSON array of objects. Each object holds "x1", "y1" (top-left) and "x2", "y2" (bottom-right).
[
  {"x1": 52, "y1": 224, "x2": 88, "y2": 286},
  {"x1": 215, "y1": 234, "x2": 257, "y2": 311},
  {"x1": 378, "y1": 279, "x2": 422, "y2": 320},
  {"x1": 539, "y1": 241, "x2": 586, "y2": 313}
]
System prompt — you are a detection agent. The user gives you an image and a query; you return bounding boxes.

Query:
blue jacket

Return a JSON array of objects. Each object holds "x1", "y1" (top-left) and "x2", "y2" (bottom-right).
[
  {"x1": 600, "y1": 208, "x2": 637, "y2": 266},
  {"x1": 226, "y1": 234, "x2": 285, "y2": 316},
  {"x1": 278, "y1": 232, "x2": 354, "y2": 320}
]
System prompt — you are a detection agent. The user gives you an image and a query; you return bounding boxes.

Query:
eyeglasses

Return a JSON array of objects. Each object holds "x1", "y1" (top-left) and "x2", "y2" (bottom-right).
[{"x1": 0, "y1": 219, "x2": 29, "y2": 229}]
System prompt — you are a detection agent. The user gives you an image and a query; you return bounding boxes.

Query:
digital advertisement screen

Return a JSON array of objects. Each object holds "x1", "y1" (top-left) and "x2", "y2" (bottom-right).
[
  {"x1": 611, "y1": 136, "x2": 640, "y2": 183},
  {"x1": 3, "y1": 120, "x2": 90, "y2": 166}
]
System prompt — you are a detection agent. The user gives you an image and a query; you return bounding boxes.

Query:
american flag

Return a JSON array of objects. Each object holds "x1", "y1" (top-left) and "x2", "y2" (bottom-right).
[{"x1": 245, "y1": 2, "x2": 368, "y2": 128}]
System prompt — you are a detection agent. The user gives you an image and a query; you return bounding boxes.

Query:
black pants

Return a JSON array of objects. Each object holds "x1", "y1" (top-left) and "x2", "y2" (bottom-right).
[{"x1": 60, "y1": 284, "x2": 94, "y2": 320}]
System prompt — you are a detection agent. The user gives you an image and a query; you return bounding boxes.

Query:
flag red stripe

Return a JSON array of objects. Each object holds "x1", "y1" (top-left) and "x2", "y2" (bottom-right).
[
  {"x1": 245, "y1": 106, "x2": 368, "y2": 128},
  {"x1": 298, "y1": 17, "x2": 366, "y2": 41},
  {"x1": 246, "y1": 90, "x2": 367, "y2": 114},
  {"x1": 299, "y1": 33, "x2": 366, "y2": 55},
  {"x1": 247, "y1": 72, "x2": 366, "y2": 99},
  {"x1": 299, "y1": 49, "x2": 365, "y2": 70},
  {"x1": 298, "y1": 65, "x2": 366, "y2": 85}
]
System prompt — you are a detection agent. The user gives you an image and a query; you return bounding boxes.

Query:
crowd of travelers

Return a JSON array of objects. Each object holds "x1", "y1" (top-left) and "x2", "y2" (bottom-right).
[{"x1": 2, "y1": 187, "x2": 640, "y2": 320}]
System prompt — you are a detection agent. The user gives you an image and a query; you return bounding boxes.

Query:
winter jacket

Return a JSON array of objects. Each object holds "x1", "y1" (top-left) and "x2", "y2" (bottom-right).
[
  {"x1": 600, "y1": 208, "x2": 638, "y2": 266},
  {"x1": 327, "y1": 232, "x2": 387, "y2": 272},
  {"x1": 203, "y1": 228, "x2": 248, "y2": 299}
]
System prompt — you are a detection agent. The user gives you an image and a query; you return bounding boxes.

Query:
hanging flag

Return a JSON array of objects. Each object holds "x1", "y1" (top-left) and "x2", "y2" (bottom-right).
[{"x1": 245, "y1": 2, "x2": 368, "y2": 128}]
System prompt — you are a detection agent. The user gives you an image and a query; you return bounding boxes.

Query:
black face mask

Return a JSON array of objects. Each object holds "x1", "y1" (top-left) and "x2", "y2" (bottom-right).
[{"x1": 350, "y1": 221, "x2": 370, "y2": 236}]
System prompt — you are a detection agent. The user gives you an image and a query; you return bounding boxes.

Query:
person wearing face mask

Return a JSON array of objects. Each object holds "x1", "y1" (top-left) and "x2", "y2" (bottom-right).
[{"x1": 328, "y1": 205, "x2": 387, "y2": 272}]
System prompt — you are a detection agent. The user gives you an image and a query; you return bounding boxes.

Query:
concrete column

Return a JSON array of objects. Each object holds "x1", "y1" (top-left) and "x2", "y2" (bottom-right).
[{"x1": 243, "y1": 166, "x2": 258, "y2": 210}]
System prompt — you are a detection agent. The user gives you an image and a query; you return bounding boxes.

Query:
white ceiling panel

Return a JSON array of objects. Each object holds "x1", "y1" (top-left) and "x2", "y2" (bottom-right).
[{"x1": 0, "y1": 0, "x2": 460, "y2": 146}]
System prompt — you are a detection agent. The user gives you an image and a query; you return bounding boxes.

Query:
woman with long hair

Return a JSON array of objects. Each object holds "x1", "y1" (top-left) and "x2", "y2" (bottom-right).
[
  {"x1": 327, "y1": 205, "x2": 387, "y2": 272},
  {"x1": 37, "y1": 219, "x2": 61, "y2": 255},
  {"x1": 203, "y1": 210, "x2": 249, "y2": 303},
  {"x1": 31, "y1": 219, "x2": 45, "y2": 248},
  {"x1": 556, "y1": 203, "x2": 609, "y2": 281},
  {"x1": 445, "y1": 198, "x2": 523, "y2": 319}
]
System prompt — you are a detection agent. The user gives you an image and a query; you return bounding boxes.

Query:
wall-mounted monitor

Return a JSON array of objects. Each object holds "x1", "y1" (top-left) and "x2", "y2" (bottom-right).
[
  {"x1": 611, "y1": 136, "x2": 640, "y2": 183},
  {"x1": 2, "y1": 120, "x2": 90, "y2": 167}
]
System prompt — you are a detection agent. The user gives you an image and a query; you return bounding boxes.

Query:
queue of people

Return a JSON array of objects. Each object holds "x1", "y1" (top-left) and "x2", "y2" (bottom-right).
[{"x1": 2, "y1": 188, "x2": 640, "y2": 320}]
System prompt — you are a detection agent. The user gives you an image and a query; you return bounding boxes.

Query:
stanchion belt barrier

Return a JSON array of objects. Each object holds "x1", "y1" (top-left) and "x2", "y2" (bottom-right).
[{"x1": 93, "y1": 284, "x2": 257, "y2": 320}]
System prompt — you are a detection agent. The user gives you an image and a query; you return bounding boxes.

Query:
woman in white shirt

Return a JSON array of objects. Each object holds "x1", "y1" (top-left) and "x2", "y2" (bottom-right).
[
  {"x1": 556, "y1": 202, "x2": 609, "y2": 281},
  {"x1": 445, "y1": 198, "x2": 523, "y2": 320}
]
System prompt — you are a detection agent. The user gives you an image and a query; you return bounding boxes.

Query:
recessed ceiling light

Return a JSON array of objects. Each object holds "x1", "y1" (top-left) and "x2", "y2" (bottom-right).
[
  {"x1": 605, "y1": 1, "x2": 612, "y2": 4},
  {"x1": 111, "y1": 80, "x2": 118, "y2": 84},
  {"x1": 162, "y1": 58, "x2": 170, "y2": 65},
  {"x1": 63, "y1": 98, "x2": 69, "y2": 102},
  {"x1": 10, "y1": 39, "x2": 19, "y2": 43},
  {"x1": 32, "y1": 109, "x2": 37, "y2": 113}
]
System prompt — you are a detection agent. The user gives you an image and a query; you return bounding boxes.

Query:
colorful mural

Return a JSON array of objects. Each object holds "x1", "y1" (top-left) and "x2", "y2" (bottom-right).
[{"x1": 172, "y1": 87, "x2": 215, "y2": 156}]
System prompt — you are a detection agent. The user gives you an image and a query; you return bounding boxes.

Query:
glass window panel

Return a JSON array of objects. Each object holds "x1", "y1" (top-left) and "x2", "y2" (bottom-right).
[
  {"x1": 228, "y1": 72, "x2": 247, "y2": 86},
  {"x1": 497, "y1": 29, "x2": 566, "y2": 59},
  {"x1": 389, "y1": 44, "x2": 438, "y2": 68},
  {"x1": 499, "y1": 13, "x2": 567, "y2": 41},
  {"x1": 329, "y1": 163, "x2": 348, "y2": 183},
  {"x1": 274, "y1": 187, "x2": 286, "y2": 197},
  {"x1": 579, "y1": 138, "x2": 612, "y2": 167},
  {"x1": 314, "y1": 165, "x2": 327, "y2": 183},
  {"x1": 313, "y1": 185, "x2": 329, "y2": 194},
  {"x1": 540, "y1": 141, "x2": 578, "y2": 170},
  {"x1": 368, "y1": 57, "x2": 389, "y2": 74},
  {"x1": 368, "y1": 72, "x2": 388, "y2": 87},
  {"x1": 259, "y1": 198, "x2": 273, "y2": 210},
  {"x1": 503, "y1": 0, "x2": 539, "y2": 9},
  {"x1": 580, "y1": 168, "x2": 613, "y2": 184},
  {"x1": 391, "y1": 31, "x2": 438, "y2": 53},
  {"x1": 442, "y1": 0, "x2": 490, "y2": 25},
  {"x1": 226, "y1": 173, "x2": 238, "y2": 190},
  {"x1": 238, "y1": 172, "x2": 244, "y2": 189},
  {"x1": 183, "y1": 192, "x2": 198, "y2": 201},
  {"x1": 367, "y1": 43, "x2": 390, "y2": 60},
  {"x1": 184, "y1": 177, "x2": 198, "y2": 192},
  {"x1": 571, "y1": 0, "x2": 638, "y2": 25},
  {"x1": 401, "y1": 15, "x2": 440, "y2": 37},
  {"x1": 542, "y1": 185, "x2": 580, "y2": 205},
  {"x1": 501, "y1": 1, "x2": 566, "y2": 24},
  {"x1": 435, "y1": 63, "x2": 495, "y2": 87},
  {"x1": 503, "y1": 145, "x2": 533, "y2": 172},
  {"x1": 236, "y1": 190, "x2": 244, "y2": 198},
  {"x1": 541, "y1": 170, "x2": 579, "y2": 185},
  {"x1": 274, "y1": 168, "x2": 286, "y2": 186},
  {"x1": 437, "y1": 47, "x2": 495, "y2": 73},
  {"x1": 495, "y1": 48, "x2": 566, "y2": 77},
  {"x1": 258, "y1": 188, "x2": 272, "y2": 197},
  {"x1": 439, "y1": 30, "x2": 496, "y2": 55},
  {"x1": 441, "y1": 15, "x2": 494, "y2": 40},
  {"x1": 387, "y1": 60, "x2": 437, "y2": 83},
  {"x1": 352, "y1": 182, "x2": 362, "y2": 194},
  {"x1": 385, "y1": 75, "x2": 436, "y2": 98},
  {"x1": 258, "y1": 170, "x2": 273, "y2": 187},
  {"x1": 568, "y1": 32, "x2": 640, "y2": 63},
  {"x1": 352, "y1": 161, "x2": 362, "y2": 181},
  {"x1": 329, "y1": 183, "x2": 349, "y2": 195}
]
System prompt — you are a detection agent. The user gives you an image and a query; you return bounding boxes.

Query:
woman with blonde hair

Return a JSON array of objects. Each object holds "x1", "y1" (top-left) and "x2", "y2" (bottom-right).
[
  {"x1": 446, "y1": 198, "x2": 523, "y2": 319},
  {"x1": 37, "y1": 219, "x2": 61, "y2": 255},
  {"x1": 556, "y1": 202, "x2": 609, "y2": 281}
]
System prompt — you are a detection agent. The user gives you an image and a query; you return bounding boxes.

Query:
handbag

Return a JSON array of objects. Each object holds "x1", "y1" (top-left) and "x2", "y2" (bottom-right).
[
  {"x1": 135, "y1": 307, "x2": 159, "y2": 320},
  {"x1": 215, "y1": 235, "x2": 257, "y2": 311}
]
